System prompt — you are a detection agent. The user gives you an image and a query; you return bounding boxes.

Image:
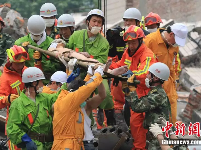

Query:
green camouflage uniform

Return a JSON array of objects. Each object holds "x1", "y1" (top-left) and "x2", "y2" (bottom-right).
[
  {"x1": 0, "y1": 32, "x2": 14, "y2": 66},
  {"x1": 127, "y1": 85, "x2": 171, "y2": 150}
]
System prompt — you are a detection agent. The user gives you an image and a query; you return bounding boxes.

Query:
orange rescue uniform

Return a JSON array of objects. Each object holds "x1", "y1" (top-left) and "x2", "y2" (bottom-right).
[
  {"x1": 110, "y1": 43, "x2": 157, "y2": 150},
  {"x1": 144, "y1": 28, "x2": 179, "y2": 125},
  {"x1": 0, "y1": 62, "x2": 27, "y2": 150},
  {"x1": 52, "y1": 73, "x2": 103, "y2": 150}
]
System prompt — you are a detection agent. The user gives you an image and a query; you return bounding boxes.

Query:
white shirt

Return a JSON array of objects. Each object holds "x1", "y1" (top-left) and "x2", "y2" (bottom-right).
[{"x1": 82, "y1": 108, "x2": 94, "y2": 141}]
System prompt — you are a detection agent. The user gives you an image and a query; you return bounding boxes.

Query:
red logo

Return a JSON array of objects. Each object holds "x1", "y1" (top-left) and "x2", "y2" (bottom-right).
[{"x1": 155, "y1": 69, "x2": 160, "y2": 73}]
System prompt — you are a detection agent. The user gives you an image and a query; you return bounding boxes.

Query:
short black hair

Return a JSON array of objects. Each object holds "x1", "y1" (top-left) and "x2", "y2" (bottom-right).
[
  {"x1": 68, "y1": 79, "x2": 86, "y2": 91},
  {"x1": 86, "y1": 15, "x2": 105, "y2": 25},
  {"x1": 167, "y1": 26, "x2": 172, "y2": 33}
]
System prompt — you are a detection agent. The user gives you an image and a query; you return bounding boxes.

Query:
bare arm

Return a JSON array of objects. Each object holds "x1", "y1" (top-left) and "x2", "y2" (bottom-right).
[{"x1": 85, "y1": 82, "x2": 106, "y2": 116}]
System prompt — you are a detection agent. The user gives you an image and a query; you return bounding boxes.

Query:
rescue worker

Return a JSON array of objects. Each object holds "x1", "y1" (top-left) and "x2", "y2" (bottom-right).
[
  {"x1": 0, "y1": 16, "x2": 14, "y2": 74},
  {"x1": 144, "y1": 12, "x2": 182, "y2": 89},
  {"x1": 42, "y1": 71, "x2": 67, "y2": 94},
  {"x1": 0, "y1": 45, "x2": 29, "y2": 150},
  {"x1": 55, "y1": 14, "x2": 75, "y2": 43},
  {"x1": 126, "y1": 62, "x2": 171, "y2": 150},
  {"x1": 68, "y1": 9, "x2": 116, "y2": 126},
  {"x1": 15, "y1": 15, "x2": 62, "y2": 84},
  {"x1": 145, "y1": 12, "x2": 163, "y2": 33},
  {"x1": 6, "y1": 67, "x2": 58, "y2": 150},
  {"x1": 40, "y1": 3, "x2": 59, "y2": 39},
  {"x1": 109, "y1": 25, "x2": 157, "y2": 150},
  {"x1": 144, "y1": 23, "x2": 188, "y2": 125},
  {"x1": 52, "y1": 66, "x2": 104, "y2": 150}
]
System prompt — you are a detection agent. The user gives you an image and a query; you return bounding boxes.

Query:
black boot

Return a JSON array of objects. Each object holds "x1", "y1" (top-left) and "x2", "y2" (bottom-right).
[
  {"x1": 97, "y1": 108, "x2": 104, "y2": 126},
  {"x1": 104, "y1": 109, "x2": 116, "y2": 126},
  {"x1": 124, "y1": 100, "x2": 131, "y2": 127}
]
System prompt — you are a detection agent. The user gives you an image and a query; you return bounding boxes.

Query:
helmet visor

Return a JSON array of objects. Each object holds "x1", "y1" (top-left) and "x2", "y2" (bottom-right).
[
  {"x1": 123, "y1": 32, "x2": 137, "y2": 41},
  {"x1": 13, "y1": 52, "x2": 29, "y2": 62},
  {"x1": 145, "y1": 17, "x2": 157, "y2": 24}
]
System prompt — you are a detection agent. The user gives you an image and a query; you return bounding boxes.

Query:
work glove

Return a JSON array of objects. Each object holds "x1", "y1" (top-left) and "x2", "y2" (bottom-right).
[
  {"x1": 68, "y1": 58, "x2": 77, "y2": 71},
  {"x1": 94, "y1": 66, "x2": 104, "y2": 76},
  {"x1": 21, "y1": 134, "x2": 37, "y2": 150},
  {"x1": 5, "y1": 94, "x2": 19, "y2": 104},
  {"x1": 33, "y1": 51, "x2": 42, "y2": 65},
  {"x1": 51, "y1": 39, "x2": 66, "y2": 46},
  {"x1": 21, "y1": 41, "x2": 29, "y2": 47},
  {"x1": 66, "y1": 67, "x2": 80, "y2": 83},
  {"x1": 149, "y1": 123, "x2": 163, "y2": 137},
  {"x1": 59, "y1": 55, "x2": 68, "y2": 68},
  {"x1": 122, "y1": 70, "x2": 133, "y2": 77},
  {"x1": 87, "y1": 65, "x2": 94, "y2": 76},
  {"x1": 127, "y1": 74, "x2": 140, "y2": 88}
]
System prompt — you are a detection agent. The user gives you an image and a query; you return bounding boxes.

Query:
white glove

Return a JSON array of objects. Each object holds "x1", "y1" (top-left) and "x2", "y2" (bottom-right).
[
  {"x1": 87, "y1": 65, "x2": 94, "y2": 76},
  {"x1": 94, "y1": 66, "x2": 104, "y2": 76},
  {"x1": 68, "y1": 58, "x2": 77, "y2": 71},
  {"x1": 51, "y1": 39, "x2": 66, "y2": 45},
  {"x1": 149, "y1": 123, "x2": 163, "y2": 137},
  {"x1": 59, "y1": 55, "x2": 68, "y2": 68}
]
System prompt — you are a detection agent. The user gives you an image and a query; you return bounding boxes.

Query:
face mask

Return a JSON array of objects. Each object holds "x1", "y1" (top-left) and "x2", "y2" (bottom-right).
[
  {"x1": 80, "y1": 101, "x2": 86, "y2": 108},
  {"x1": 145, "y1": 78, "x2": 151, "y2": 88},
  {"x1": 56, "y1": 87, "x2": 61, "y2": 91},
  {"x1": 90, "y1": 26, "x2": 101, "y2": 35},
  {"x1": 147, "y1": 28, "x2": 157, "y2": 33},
  {"x1": 43, "y1": 19, "x2": 55, "y2": 27},
  {"x1": 30, "y1": 34, "x2": 42, "y2": 41},
  {"x1": 36, "y1": 86, "x2": 43, "y2": 94}
]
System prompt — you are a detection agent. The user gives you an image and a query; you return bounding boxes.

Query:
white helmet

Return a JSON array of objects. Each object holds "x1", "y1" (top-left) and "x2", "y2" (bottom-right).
[
  {"x1": 148, "y1": 62, "x2": 170, "y2": 81},
  {"x1": 123, "y1": 8, "x2": 142, "y2": 21},
  {"x1": 50, "y1": 71, "x2": 67, "y2": 84},
  {"x1": 22, "y1": 67, "x2": 45, "y2": 83},
  {"x1": 40, "y1": 3, "x2": 57, "y2": 17},
  {"x1": 86, "y1": 9, "x2": 105, "y2": 24},
  {"x1": 27, "y1": 15, "x2": 46, "y2": 35},
  {"x1": 57, "y1": 14, "x2": 75, "y2": 28}
]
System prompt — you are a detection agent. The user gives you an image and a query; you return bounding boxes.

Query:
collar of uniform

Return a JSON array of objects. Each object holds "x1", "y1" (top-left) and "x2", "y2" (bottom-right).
[
  {"x1": 21, "y1": 92, "x2": 35, "y2": 106},
  {"x1": 155, "y1": 28, "x2": 166, "y2": 44},
  {"x1": 85, "y1": 29, "x2": 100, "y2": 48},
  {"x1": 4, "y1": 62, "x2": 27, "y2": 76}
]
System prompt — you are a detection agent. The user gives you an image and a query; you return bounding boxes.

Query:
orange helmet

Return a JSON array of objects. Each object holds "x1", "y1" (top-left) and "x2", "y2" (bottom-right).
[
  {"x1": 0, "y1": 16, "x2": 5, "y2": 27},
  {"x1": 123, "y1": 25, "x2": 145, "y2": 41},
  {"x1": 145, "y1": 12, "x2": 162, "y2": 26},
  {"x1": 6, "y1": 45, "x2": 29, "y2": 62}
]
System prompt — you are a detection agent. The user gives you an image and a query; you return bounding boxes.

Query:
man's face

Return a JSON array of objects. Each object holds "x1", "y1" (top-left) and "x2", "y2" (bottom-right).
[
  {"x1": 88, "y1": 16, "x2": 103, "y2": 30},
  {"x1": 11, "y1": 62, "x2": 25, "y2": 72},
  {"x1": 50, "y1": 81, "x2": 62, "y2": 90},
  {"x1": 59, "y1": 27, "x2": 74, "y2": 39},
  {"x1": 165, "y1": 32, "x2": 176, "y2": 46},
  {"x1": 127, "y1": 39, "x2": 139, "y2": 54},
  {"x1": 124, "y1": 19, "x2": 138, "y2": 27}
]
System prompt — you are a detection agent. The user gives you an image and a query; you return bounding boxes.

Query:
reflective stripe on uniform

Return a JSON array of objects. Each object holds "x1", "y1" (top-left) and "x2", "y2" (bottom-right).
[
  {"x1": 10, "y1": 80, "x2": 21, "y2": 88},
  {"x1": 176, "y1": 53, "x2": 181, "y2": 73},
  {"x1": 10, "y1": 80, "x2": 21, "y2": 95},
  {"x1": 124, "y1": 59, "x2": 131, "y2": 68},
  {"x1": 116, "y1": 47, "x2": 124, "y2": 52},
  {"x1": 133, "y1": 57, "x2": 151, "y2": 75}
]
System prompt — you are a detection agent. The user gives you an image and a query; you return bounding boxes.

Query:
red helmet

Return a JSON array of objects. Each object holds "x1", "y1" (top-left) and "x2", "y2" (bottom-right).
[
  {"x1": 145, "y1": 12, "x2": 162, "y2": 26},
  {"x1": 123, "y1": 25, "x2": 145, "y2": 41},
  {"x1": 0, "y1": 16, "x2": 5, "y2": 27},
  {"x1": 6, "y1": 45, "x2": 29, "y2": 62}
]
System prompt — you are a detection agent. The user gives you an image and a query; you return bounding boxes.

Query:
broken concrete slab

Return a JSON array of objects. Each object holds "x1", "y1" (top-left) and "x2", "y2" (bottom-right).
[{"x1": 180, "y1": 68, "x2": 201, "y2": 91}]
